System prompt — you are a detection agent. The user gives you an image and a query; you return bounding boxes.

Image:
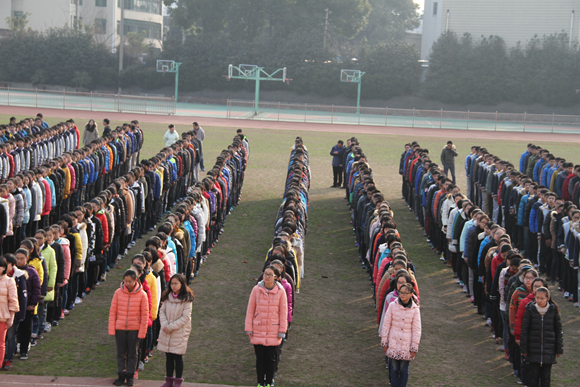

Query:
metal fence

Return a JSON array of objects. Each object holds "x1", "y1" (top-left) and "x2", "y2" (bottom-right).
[
  {"x1": 226, "y1": 100, "x2": 580, "y2": 134},
  {"x1": 0, "y1": 87, "x2": 176, "y2": 115}
]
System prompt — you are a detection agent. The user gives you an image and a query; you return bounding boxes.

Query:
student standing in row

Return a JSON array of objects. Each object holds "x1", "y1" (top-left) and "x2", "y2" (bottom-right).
[{"x1": 158, "y1": 274, "x2": 194, "y2": 387}]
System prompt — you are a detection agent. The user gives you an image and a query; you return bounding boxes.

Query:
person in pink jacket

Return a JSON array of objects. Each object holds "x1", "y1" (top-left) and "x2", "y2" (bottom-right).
[
  {"x1": 108, "y1": 269, "x2": 149, "y2": 387},
  {"x1": 245, "y1": 265, "x2": 288, "y2": 387},
  {"x1": 380, "y1": 283, "x2": 422, "y2": 387},
  {"x1": 0, "y1": 256, "x2": 19, "y2": 364}
]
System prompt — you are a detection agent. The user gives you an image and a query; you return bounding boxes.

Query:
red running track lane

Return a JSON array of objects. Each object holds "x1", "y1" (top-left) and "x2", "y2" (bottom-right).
[
  {"x1": 0, "y1": 374, "x2": 251, "y2": 387},
  {"x1": 2, "y1": 105, "x2": 580, "y2": 143}
]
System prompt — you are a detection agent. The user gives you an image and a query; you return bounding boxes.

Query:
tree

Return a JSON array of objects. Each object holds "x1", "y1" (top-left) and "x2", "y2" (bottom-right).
[
  {"x1": 359, "y1": 0, "x2": 420, "y2": 44},
  {"x1": 5, "y1": 13, "x2": 31, "y2": 33}
]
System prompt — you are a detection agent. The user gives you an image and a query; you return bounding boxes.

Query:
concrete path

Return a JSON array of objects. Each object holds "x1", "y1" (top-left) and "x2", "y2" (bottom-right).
[{"x1": 0, "y1": 375, "x2": 249, "y2": 387}]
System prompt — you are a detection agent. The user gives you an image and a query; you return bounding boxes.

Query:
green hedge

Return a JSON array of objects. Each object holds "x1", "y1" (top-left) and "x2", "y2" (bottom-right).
[{"x1": 424, "y1": 32, "x2": 580, "y2": 107}]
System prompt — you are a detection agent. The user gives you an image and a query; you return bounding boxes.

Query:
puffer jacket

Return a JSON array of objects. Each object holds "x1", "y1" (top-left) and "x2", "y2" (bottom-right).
[
  {"x1": 245, "y1": 281, "x2": 288, "y2": 346},
  {"x1": 380, "y1": 298, "x2": 422, "y2": 361},
  {"x1": 0, "y1": 275, "x2": 19, "y2": 323},
  {"x1": 108, "y1": 282, "x2": 149, "y2": 339},
  {"x1": 520, "y1": 302, "x2": 563, "y2": 365},
  {"x1": 157, "y1": 295, "x2": 193, "y2": 355}
]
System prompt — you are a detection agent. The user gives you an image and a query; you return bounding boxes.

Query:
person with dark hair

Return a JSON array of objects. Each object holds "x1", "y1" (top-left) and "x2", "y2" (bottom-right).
[
  {"x1": 82, "y1": 120, "x2": 99, "y2": 147},
  {"x1": 108, "y1": 269, "x2": 149, "y2": 386},
  {"x1": 520, "y1": 287, "x2": 563, "y2": 387},
  {"x1": 157, "y1": 274, "x2": 194, "y2": 387},
  {"x1": 329, "y1": 140, "x2": 345, "y2": 188},
  {"x1": 0, "y1": 255, "x2": 19, "y2": 368},
  {"x1": 102, "y1": 119, "x2": 111, "y2": 137},
  {"x1": 245, "y1": 265, "x2": 288, "y2": 387},
  {"x1": 164, "y1": 125, "x2": 179, "y2": 147},
  {"x1": 440, "y1": 141, "x2": 458, "y2": 184},
  {"x1": 380, "y1": 282, "x2": 422, "y2": 387},
  {"x1": 14, "y1": 248, "x2": 40, "y2": 361},
  {"x1": 2, "y1": 254, "x2": 27, "y2": 371},
  {"x1": 192, "y1": 122, "x2": 205, "y2": 172}
]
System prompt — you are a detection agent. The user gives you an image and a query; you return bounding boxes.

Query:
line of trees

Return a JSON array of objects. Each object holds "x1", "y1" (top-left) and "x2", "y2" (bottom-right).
[{"x1": 423, "y1": 31, "x2": 580, "y2": 107}]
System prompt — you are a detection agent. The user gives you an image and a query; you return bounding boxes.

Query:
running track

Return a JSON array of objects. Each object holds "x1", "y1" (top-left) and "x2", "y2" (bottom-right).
[{"x1": 2, "y1": 105, "x2": 580, "y2": 143}]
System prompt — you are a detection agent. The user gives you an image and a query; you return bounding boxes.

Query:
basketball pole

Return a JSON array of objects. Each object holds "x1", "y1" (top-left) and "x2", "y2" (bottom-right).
[
  {"x1": 357, "y1": 80, "x2": 361, "y2": 114},
  {"x1": 174, "y1": 62, "x2": 182, "y2": 103},
  {"x1": 226, "y1": 65, "x2": 290, "y2": 116}
]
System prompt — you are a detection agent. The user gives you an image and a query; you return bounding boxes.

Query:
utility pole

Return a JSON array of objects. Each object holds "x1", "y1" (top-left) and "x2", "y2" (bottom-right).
[
  {"x1": 75, "y1": 0, "x2": 79, "y2": 30},
  {"x1": 323, "y1": 8, "x2": 330, "y2": 52},
  {"x1": 118, "y1": 0, "x2": 124, "y2": 94}
]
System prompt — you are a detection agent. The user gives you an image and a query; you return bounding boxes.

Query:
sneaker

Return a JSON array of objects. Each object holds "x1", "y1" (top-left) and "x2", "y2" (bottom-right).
[
  {"x1": 485, "y1": 318, "x2": 492, "y2": 327},
  {"x1": 462, "y1": 286, "x2": 468, "y2": 293},
  {"x1": 61, "y1": 311, "x2": 66, "y2": 318},
  {"x1": 2, "y1": 360, "x2": 12, "y2": 370},
  {"x1": 133, "y1": 370, "x2": 138, "y2": 380},
  {"x1": 138, "y1": 361, "x2": 144, "y2": 371},
  {"x1": 30, "y1": 338, "x2": 37, "y2": 347},
  {"x1": 459, "y1": 281, "x2": 464, "y2": 287},
  {"x1": 499, "y1": 345, "x2": 505, "y2": 351},
  {"x1": 51, "y1": 320, "x2": 59, "y2": 326},
  {"x1": 564, "y1": 292, "x2": 570, "y2": 298},
  {"x1": 44, "y1": 322, "x2": 52, "y2": 333},
  {"x1": 470, "y1": 296, "x2": 475, "y2": 303},
  {"x1": 101, "y1": 274, "x2": 107, "y2": 282},
  {"x1": 456, "y1": 278, "x2": 461, "y2": 284},
  {"x1": 16, "y1": 343, "x2": 20, "y2": 355},
  {"x1": 37, "y1": 334, "x2": 43, "y2": 340},
  {"x1": 74, "y1": 297, "x2": 83, "y2": 305},
  {"x1": 20, "y1": 353, "x2": 28, "y2": 360}
]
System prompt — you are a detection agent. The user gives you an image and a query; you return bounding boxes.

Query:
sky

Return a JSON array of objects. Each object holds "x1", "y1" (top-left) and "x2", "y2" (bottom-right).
[{"x1": 415, "y1": 0, "x2": 424, "y2": 12}]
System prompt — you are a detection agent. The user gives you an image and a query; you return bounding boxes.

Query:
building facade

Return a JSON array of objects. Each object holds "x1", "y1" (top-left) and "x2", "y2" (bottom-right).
[
  {"x1": 421, "y1": 0, "x2": 580, "y2": 60},
  {"x1": 0, "y1": 0, "x2": 163, "y2": 50}
]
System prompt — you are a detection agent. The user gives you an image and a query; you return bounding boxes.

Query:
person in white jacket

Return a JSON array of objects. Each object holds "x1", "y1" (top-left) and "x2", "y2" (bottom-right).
[{"x1": 164, "y1": 125, "x2": 179, "y2": 147}]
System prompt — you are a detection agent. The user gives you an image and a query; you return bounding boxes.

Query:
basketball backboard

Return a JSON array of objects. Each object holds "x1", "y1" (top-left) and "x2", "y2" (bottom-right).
[
  {"x1": 157, "y1": 60, "x2": 176, "y2": 73},
  {"x1": 341, "y1": 69, "x2": 364, "y2": 83}
]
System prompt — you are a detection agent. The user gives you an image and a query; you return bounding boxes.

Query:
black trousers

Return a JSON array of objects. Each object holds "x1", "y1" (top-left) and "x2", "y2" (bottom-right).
[
  {"x1": 254, "y1": 344, "x2": 278, "y2": 386},
  {"x1": 528, "y1": 362, "x2": 552, "y2": 387},
  {"x1": 332, "y1": 166, "x2": 343, "y2": 187},
  {"x1": 166, "y1": 353, "x2": 184, "y2": 378},
  {"x1": 115, "y1": 330, "x2": 140, "y2": 375},
  {"x1": 18, "y1": 309, "x2": 34, "y2": 355}
]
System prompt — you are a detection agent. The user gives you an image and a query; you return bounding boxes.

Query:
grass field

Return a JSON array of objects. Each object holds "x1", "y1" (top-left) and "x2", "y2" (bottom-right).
[{"x1": 1, "y1": 112, "x2": 579, "y2": 386}]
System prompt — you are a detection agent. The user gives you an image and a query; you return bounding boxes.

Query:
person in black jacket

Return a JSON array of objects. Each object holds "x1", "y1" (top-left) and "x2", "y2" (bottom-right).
[{"x1": 520, "y1": 286, "x2": 564, "y2": 387}]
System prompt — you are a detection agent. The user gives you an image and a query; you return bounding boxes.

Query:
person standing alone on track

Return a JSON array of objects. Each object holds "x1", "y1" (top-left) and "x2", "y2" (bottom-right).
[
  {"x1": 164, "y1": 125, "x2": 179, "y2": 147},
  {"x1": 440, "y1": 141, "x2": 458, "y2": 184},
  {"x1": 329, "y1": 140, "x2": 344, "y2": 188}
]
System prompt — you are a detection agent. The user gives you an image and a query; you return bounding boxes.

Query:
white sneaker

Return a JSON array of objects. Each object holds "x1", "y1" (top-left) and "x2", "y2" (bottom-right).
[
  {"x1": 138, "y1": 360, "x2": 144, "y2": 371},
  {"x1": 485, "y1": 318, "x2": 492, "y2": 327},
  {"x1": 74, "y1": 297, "x2": 83, "y2": 305},
  {"x1": 564, "y1": 292, "x2": 569, "y2": 298},
  {"x1": 43, "y1": 322, "x2": 52, "y2": 333},
  {"x1": 462, "y1": 287, "x2": 468, "y2": 293}
]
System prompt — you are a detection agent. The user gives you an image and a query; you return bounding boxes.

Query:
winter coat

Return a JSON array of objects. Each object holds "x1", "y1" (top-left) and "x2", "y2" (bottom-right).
[
  {"x1": 0, "y1": 275, "x2": 19, "y2": 324},
  {"x1": 440, "y1": 146, "x2": 458, "y2": 165},
  {"x1": 24, "y1": 265, "x2": 41, "y2": 308},
  {"x1": 83, "y1": 125, "x2": 99, "y2": 146},
  {"x1": 41, "y1": 245, "x2": 57, "y2": 302},
  {"x1": 514, "y1": 292, "x2": 534, "y2": 341},
  {"x1": 158, "y1": 295, "x2": 193, "y2": 355},
  {"x1": 520, "y1": 302, "x2": 563, "y2": 365},
  {"x1": 245, "y1": 281, "x2": 288, "y2": 346},
  {"x1": 381, "y1": 298, "x2": 421, "y2": 361},
  {"x1": 8, "y1": 267, "x2": 27, "y2": 322},
  {"x1": 108, "y1": 282, "x2": 149, "y2": 339}
]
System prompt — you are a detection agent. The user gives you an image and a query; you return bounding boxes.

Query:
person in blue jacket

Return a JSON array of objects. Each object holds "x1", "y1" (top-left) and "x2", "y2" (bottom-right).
[{"x1": 329, "y1": 140, "x2": 344, "y2": 188}]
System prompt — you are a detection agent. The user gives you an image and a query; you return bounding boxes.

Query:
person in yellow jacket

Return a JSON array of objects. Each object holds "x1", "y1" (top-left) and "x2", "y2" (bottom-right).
[{"x1": 36, "y1": 230, "x2": 57, "y2": 336}]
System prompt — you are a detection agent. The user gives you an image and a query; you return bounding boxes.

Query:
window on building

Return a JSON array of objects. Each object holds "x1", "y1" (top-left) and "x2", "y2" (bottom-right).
[
  {"x1": 72, "y1": 16, "x2": 83, "y2": 30},
  {"x1": 95, "y1": 18, "x2": 107, "y2": 34},
  {"x1": 13, "y1": 11, "x2": 24, "y2": 20},
  {"x1": 118, "y1": 0, "x2": 162, "y2": 15},
  {"x1": 71, "y1": 0, "x2": 84, "y2": 5},
  {"x1": 96, "y1": 0, "x2": 107, "y2": 6},
  {"x1": 433, "y1": 2, "x2": 438, "y2": 16},
  {"x1": 117, "y1": 19, "x2": 162, "y2": 39}
]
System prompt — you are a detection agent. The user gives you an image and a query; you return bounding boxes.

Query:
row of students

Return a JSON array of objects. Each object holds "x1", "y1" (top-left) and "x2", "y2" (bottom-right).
[
  {"x1": 108, "y1": 130, "x2": 249, "y2": 387},
  {"x1": 347, "y1": 138, "x2": 422, "y2": 387},
  {"x1": 0, "y1": 116, "x2": 224, "y2": 375},
  {"x1": 401, "y1": 141, "x2": 565, "y2": 386},
  {"x1": 245, "y1": 137, "x2": 308, "y2": 387}
]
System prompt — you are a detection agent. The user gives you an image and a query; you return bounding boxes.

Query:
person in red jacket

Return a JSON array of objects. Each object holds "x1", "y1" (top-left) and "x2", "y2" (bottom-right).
[{"x1": 108, "y1": 269, "x2": 149, "y2": 387}]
